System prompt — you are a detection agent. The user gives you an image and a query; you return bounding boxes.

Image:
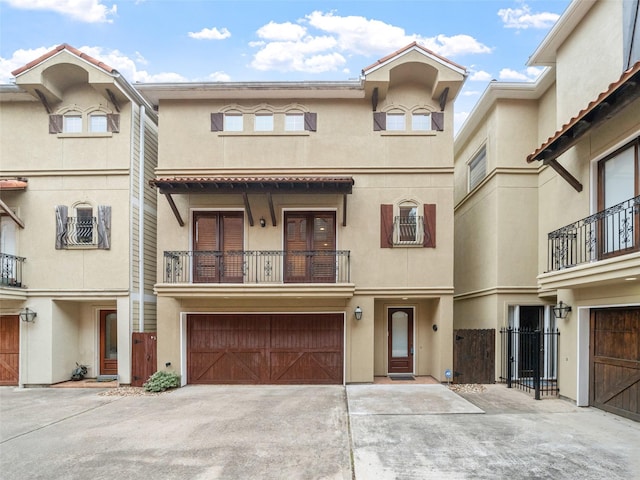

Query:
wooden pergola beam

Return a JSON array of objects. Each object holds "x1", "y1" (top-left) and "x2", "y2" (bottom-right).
[
  {"x1": 544, "y1": 159, "x2": 583, "y2": 192},
  {"x1": 163, "y1": 193, "x2": 184, "y2": 226},
  {"x1": 0, "y1": 197, "x2": 25, "y2": 229}
]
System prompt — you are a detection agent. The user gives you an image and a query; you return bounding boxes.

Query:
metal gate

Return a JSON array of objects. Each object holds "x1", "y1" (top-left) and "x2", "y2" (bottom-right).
[{"x1": 499, "y1": 327, "x2": 560, "y2": 399}]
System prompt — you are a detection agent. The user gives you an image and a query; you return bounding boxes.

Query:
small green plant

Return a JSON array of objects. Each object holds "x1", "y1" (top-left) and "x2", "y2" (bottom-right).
[{"x1": 143, "y1": 370, "x2": 180, "y2": 392}]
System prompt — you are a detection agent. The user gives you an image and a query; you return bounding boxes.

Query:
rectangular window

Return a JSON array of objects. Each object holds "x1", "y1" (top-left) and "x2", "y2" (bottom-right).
[
  {"x1": 254, "y1": 113, "x2": 273, "y2": 132},
  {"x1": 412, "y1": 113, "x2": 431, "y2": 131},
  {"x1": 285, "y1": 113, "x2": 304, "y2": 131},
  {"x1": 89, "y1": 114, "x2": 108, "y2": 132},
  {"x1": 75, "y1": 207, "x2": 95, "y2": 245},
  {"x1": 469, "y1": 146, "x2": 487, "y2": 191},
  {"x1": 386, "y1": 113, "x2": 405, "y2": 131},
  {"x1": 63, "y1": 115, "x2": 82, "y2": 133},
  {"x1": 224, "y1": 114, "x2": 243, "y2": 132}
]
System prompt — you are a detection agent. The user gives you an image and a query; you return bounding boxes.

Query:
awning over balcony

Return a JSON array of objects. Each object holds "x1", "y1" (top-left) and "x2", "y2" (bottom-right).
[
  {"x1": 526, "y1": 61, "x2": 640, "y2": 192},
  {"x1": 149, "y1": 176, "x2": 355, "y2": 227},
  {"x1": 0, "y1": 178, "x2": 27, "y2": 228}
]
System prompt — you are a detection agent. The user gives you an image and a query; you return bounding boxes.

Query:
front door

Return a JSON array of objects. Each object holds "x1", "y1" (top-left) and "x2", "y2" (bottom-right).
[
  {"x1": 100, "y1": 310, "x2": 118, "y2": 376},
  {"x1": 388, "y1": 308, "x2": 413, "y2": 374}
]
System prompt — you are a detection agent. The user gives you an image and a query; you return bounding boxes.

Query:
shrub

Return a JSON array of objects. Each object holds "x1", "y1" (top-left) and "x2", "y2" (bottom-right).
[{"x1": 143, "y1": 370, "x2": 180, "y2": 392}]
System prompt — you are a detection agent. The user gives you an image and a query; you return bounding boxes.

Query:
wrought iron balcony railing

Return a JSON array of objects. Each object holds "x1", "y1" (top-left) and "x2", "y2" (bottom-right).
[
  {"x1": 0, "y1": 253, "x2": 25, "y2": 288},
  {"x1": 547, "y1": 195, "x2": 640, "y2": 272},
  {"x1": 163, "y1": 250, "x2": 351, "y2": 284}
]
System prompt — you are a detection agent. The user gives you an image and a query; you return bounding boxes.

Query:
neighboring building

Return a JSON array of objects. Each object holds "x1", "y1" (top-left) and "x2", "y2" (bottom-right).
[
  {"x1": 137, "y1": 42, "x2": 467, "y2": 385},
  {"x1": 0, "y1": 45, "x2": 158, "y2": 386},
  {"x1": 454, "y1": 0, "x2": 640, "y2": 421}
]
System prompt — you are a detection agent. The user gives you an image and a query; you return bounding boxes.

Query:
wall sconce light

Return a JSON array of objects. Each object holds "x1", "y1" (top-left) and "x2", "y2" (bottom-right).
[
  {"x1": 432, "y1": 324, "x2": 438, "y2": 332},
  {"x1": 354, "y1": 306, "x2": 363, "y2": 320},
  {"x1": 259, "y1": 217, "x2": 266, "y2": 228},
  {"x1": 19, "y1": 307, "x2": 37, "y2": 323},
  {"x1": 553, "y1": 301, "x2": 572, "y2": 319}
]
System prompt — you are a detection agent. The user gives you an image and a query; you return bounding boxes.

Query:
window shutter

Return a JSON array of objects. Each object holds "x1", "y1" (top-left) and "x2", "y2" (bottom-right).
[
  {"x1": 55, "y1": 205, "x2": 68, "y2": 249},
  {"x1": 423, "y1": 204, "x2": 436, "y2": 248},
  {"x1": 211, "y1": 113, "x2": 224, "y2": 132},
  {"x1": 380, "y1": 204, "x2": 393, "y2": 248},
  {"x1": 304, "y1": 112, "x2": 317, "y2": 131},
  {"x1": 49, "y1": 115, "x2": 63, "y2": 134},
  {"x1": 373, "y1": 112, "x2": 386, "y2": 131},
  {"x1": 97, "y1": 205, "x2": 111, "y2": 249},
  {"x1": 106, "y1": 114, "x2": 120, "y2": 133},
  {"x1": 431, "y1": 112, "x2": 444, "y2": 132}
]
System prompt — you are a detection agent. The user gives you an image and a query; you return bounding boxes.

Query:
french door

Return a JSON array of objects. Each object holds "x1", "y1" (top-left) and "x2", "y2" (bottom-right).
[
  {"x1": 284, "y1": 212, "x2": 336, "y2": 283},
  {"x1": 193, "y1": 212, "x2": 244, "y2": 283},
  {"x1": 597, "y1": 138, "x2": 639, "y2": 258}
]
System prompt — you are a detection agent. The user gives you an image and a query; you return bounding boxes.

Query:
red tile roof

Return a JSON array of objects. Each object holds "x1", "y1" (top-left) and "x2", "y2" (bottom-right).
[
  {"x1": 150, "y1": 176, "x2": 354, "y2": 193},
  {"x1": 0, "y1": 179, "x2": 28, "y2": 190},
  {"x1": 527, "y1": 61, "x2": 640, "y2": 163},
  {"x1": 11, "y1": 43, "x2": 115, "y2": 77},
  {"x1": 362, "y1": 41, "x2": 466, "y2": 74}
]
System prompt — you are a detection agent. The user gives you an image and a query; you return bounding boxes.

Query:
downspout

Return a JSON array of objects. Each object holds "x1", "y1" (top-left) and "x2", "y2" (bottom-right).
[{"x1": 138, "y1": 105, "x2": 146, "y2": 333}]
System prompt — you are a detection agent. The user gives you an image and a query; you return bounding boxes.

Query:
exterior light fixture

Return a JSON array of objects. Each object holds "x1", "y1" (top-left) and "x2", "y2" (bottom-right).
[
  {"x1": 354, "y1": 306, "x2": 363, "y2": 320},
  {"x1": 19, "y1": 307, "x2": 37, "y2": 323},
  {"x1": 259, "y1": 217, "x2": 266, "y2": 228},
  {"x1": 553, "y1": 301, "x2": 572, "y2": 319}
]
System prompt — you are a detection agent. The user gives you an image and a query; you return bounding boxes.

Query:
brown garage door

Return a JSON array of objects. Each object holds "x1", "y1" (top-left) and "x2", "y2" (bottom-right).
[
  {"x1": 0, "y1": 315, "x2": 19, "y2": 386},
  {"x1": 188, "y1": 313, "x2": 343, "y2": 384},
  {"x1": 590, "y1": 307, "x2": 640, "y2": 421}
]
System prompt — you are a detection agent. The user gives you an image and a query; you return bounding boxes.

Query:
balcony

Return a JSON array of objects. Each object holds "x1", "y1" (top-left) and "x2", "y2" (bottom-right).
[
  {"x1": 547, "y1": 195, "x2": 640, "y2": 272},
  {"x1": 0, "y1": 253, "x2": 25, "y2": 288},
  {"x1": 163, "y1": 250, "x2": 351, "y2": 284}
]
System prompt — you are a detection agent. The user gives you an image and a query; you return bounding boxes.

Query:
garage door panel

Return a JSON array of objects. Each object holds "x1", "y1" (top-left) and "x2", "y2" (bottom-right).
[
  {"x1": 590, "y1": 307, "x2": 640, "y2": 421},
  {"x1": 187, "y1": 314, "x2": 343, "y2": 385},
  {"x1": 270, "y1": 352, "x2": 342, "y2": 384}
]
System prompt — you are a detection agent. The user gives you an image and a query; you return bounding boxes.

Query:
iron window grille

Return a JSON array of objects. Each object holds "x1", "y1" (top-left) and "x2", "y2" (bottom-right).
[{"x1": 393, "y1": 215, "x2": 425, "y2": 245}]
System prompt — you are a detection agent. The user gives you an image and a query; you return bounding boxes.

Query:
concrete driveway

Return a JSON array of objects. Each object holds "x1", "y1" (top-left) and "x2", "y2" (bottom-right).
[{"x1": 1, "y1": 384, "x2": 638, "y2": 480}]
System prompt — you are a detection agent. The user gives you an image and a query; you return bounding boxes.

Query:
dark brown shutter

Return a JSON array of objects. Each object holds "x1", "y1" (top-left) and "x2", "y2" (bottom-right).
[
  {"x1": 423, "y1": 204, "x2": 436, "y2": 248},
  {"x1": 210, "y1": 113, "x2": 224, "y2": 132},
  {"x1": 304, "y1": 112, "x2": 317, "y2": 131},
  {"x1": 373, "y1": 112, "x2": 386, "y2": 131},
  {"x1": 106, "y1": 114, "x2": 120, "y2": 133},
  {"x1": 221, "y1": 213, "x2": 244, "y2": 282},
  {"x1": 431, "y1": 112, "x2": 444, "y2": 132},
  {"x1": 194, "y1": 213, "x2": 218, "y2": 251},
  {"x1": 380, "y1": 204, "x2": 393, "y2": 248},
  {"x1": 49, "y1": 114, "x2": 63, "y2": 134}
]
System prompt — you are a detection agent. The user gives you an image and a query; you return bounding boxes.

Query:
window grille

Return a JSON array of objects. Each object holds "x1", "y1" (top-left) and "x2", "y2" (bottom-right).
[{"x1": 393, "y1": 215, "x2": 424, "y2": 245}]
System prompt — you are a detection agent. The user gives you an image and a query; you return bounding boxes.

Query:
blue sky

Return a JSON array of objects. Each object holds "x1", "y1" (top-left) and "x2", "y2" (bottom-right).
[{"x1": 0, "y1": 0, "x2": 571, "y2": 132}]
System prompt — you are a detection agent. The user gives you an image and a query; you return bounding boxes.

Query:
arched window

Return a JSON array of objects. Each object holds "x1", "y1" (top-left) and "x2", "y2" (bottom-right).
[{"x1": 63, "y1": 111, "x2": 82, "y2": 133}]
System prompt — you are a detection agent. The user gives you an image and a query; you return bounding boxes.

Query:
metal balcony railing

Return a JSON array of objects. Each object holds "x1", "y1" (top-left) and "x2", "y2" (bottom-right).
[
  {"x1": 163, "y1": 250, "x2": 351, "y2": 284},
  {"x1": 65, "y1": 216, "x2": 98, "y2": 247},
  {"x1": 547, "y1": 195, "x2": 640, "y2": 272},
  {"x1": 0, "y1": 253, "x2": 25, "y2": 288}
]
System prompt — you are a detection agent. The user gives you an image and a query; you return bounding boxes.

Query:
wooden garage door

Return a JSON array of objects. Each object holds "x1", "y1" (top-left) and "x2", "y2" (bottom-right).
[
  {"x1": 188, "y1": 313, "x2": 343, "y2": 384},
  {"x1": 590, "y1": 307, "x2": 640, "y2": 421},
  {"x1": 0, "y1": 315, "x2": 19, "y2": 386}
]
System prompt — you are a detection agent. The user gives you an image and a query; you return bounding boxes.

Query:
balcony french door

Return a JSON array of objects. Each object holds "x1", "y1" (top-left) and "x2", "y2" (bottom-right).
[
  {"x1": 193, "y1": 212, "x2": 244, "y2": 283},
  {"x1": 284, "y1": 212, "x2": 336, "y2": 283},
  {"x1": 598, "y1": 139, "x2": 639, "y2": 258}
]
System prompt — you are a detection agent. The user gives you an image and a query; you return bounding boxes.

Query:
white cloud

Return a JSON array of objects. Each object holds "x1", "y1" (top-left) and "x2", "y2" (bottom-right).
[
  {"x1": 470, "y1": 70, "x2": 493, "y2": 82},
  {"x1": 498, "y1": 3, "x2": 560, "y2": 30},
  {"x1": 250, "y1": 11, "x2": 491, "y2": 75},
  {"x1": 209, "y1": 71, "x2": 231, "y2": 82},
  {"x1": 188, "y1": 27, "x2": 231, "y2": 40},
  {"x1": 454, "y1": 111, "x2": 469, "y2": 134},
  {"x1": 461, "y1": 90, "x2": 481, "y2": 97},
  {"x1": 499, "y1": 66, "x2": 543, "y2": 81},
  {"x1": 1, "y1": 0, "x2": 117, "y2": 23},
  {"x1": 256, "y1": 21, "x2": 306, "y2": 42},
  {"x1": 0, "y1": 46, "x2": 186, "y2": 84}
]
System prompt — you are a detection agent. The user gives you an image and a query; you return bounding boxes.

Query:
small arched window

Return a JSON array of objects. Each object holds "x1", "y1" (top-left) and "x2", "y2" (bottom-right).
[{"x1": 63, "y1": 112, "x2": 83, "y2": 133}]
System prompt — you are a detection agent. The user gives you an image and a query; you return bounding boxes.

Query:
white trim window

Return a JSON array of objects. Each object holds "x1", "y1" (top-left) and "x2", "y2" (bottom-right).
[
  {"x1": 386, "y1": 112, "x2": 405, "y2": 131},
  {"x1": 468, "y1": 146, "x2": 487, "y2": 191},
  {"x1": 89, "y1": 113, "x2": 108, "y2": 132},
  {"x1": 63, "y1": 113, "x2": 83, "y2": 133},
  {"x1": 412, "y1": 112, "x2": 431, "y2": 131},
  {"x1": 285, "y1": 113, "x2": 304, "y2": 131},
  {"x1": 254, "y1": 113, "x2": 273, "y2": 132},
  {"x1": 224, "y1": 113, "x2": 243, "y2": 132}
]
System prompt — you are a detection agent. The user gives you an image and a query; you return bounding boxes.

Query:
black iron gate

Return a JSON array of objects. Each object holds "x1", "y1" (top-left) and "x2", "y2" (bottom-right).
[{"x1": 499, "y1": 327, "x2": 560, "y2": 399}]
